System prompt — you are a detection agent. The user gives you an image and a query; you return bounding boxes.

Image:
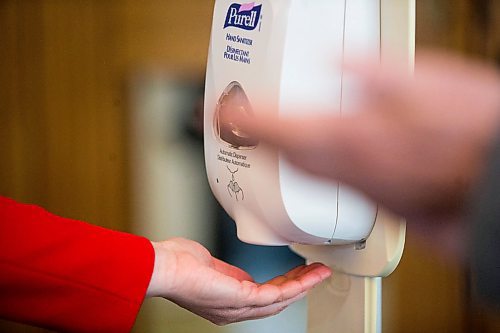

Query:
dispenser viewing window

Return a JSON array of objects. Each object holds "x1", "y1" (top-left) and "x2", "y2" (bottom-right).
[{"x1": 214, "y1": 81, "x2": 259, "y2": 150}]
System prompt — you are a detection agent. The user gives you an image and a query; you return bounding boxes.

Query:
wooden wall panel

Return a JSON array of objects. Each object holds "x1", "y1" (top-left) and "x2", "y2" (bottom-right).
[
  {"x1": 0, "y1": 1, "x2": 214, "y2": 332},
  {"x1": 0, "y1": 1, "x2": 49, "y2": 207},
  {"x1": 0, "y1": 0, "x2": 214, "y2": 226}
]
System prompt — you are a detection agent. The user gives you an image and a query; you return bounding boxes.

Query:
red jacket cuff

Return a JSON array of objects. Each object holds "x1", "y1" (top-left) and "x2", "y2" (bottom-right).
[{"x1": 0, "y1": 196, "x2": 155, "y2": 332}]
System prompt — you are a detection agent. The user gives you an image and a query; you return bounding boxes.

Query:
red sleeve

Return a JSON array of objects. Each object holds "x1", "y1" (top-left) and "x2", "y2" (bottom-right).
[{"x1": 0, "y1": 196, "x2": 155, "y2": 332}]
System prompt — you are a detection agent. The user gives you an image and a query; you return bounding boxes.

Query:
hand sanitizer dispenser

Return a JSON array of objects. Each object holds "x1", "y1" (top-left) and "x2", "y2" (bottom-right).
[{"x1": 204, "y1": 1, "x2": 415, "y2": 332}]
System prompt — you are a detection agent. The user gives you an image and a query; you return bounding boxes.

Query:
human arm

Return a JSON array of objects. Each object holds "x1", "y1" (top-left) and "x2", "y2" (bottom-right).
[{"x1": 0, "y1": 196, "x2": 331, "y2": 331}]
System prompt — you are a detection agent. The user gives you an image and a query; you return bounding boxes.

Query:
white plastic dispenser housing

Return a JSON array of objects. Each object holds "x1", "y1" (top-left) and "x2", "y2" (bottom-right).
[
  {"x1": 206, "y1": 0, "x2": 382, "y2": 246},
  {"x1": 204, "y1": 1, "x2": 414, "y2": 332}
]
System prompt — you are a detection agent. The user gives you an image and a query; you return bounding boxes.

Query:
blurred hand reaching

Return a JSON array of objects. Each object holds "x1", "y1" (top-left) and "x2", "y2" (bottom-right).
[{"x1": 239, "y1": 52, "x2": 500, "y2": 258}]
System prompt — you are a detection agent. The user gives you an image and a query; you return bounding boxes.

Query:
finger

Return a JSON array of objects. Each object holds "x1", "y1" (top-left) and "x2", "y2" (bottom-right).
[
  {"x1": 227, "y1": 290, "x2": 309, "y2": 324},
  {"x1": 263, "y1": 264, "x2": 311, "y2": 285},
  {"x1": 212, "y1": 258, "x2": 254, "y2": 282},
  {"x1": 237, "y1": 112, "x2": 319, "y2": 151},
  {"x1": 200, "y1": 290, "x2": 306, "y2": 325},
  {"x1": 242, "y1": 282, "x2": 284, "y2": 306},
  {"x1": 239, "y1": 113, "x2": 353, "y2": 168},
  {"x1": 283, "y1": 262, "x2": 328, "y2": 280},
  {"x1": 248, "y1": 264, "x2": 331, "y2": 305},
  {"x1": 278, "y1": 266, "x2": 331, "y2": 300},
  {"x1": 240, "y1": 290, "x2": 309, "y2": 322},
  {"x1": 236, "y1": 280, "x2": 304, "y2": 307},
  {"x1": 265, "y1": 275, "x2": 288, "y2": 286},
  {"x1": 343, "y1": 56, "x2": 411, "y2": 97},
  {"x1": 282, "y1": 264, "x2": 311, "y2": 278},
  {"x1": 265, "y1": 263, "x2": 322, "y2": 286},
  {"x1": 294, "y1": 264, "x2": 332, "y2": 289}
]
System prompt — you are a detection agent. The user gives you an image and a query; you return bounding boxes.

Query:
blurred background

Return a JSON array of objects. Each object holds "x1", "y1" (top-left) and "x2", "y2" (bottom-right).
[{"x1": 1, "y1": 1, "x2": 499, "y2": 332}]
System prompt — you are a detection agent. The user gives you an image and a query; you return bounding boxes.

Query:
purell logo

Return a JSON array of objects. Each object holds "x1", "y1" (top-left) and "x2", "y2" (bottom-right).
[{"x1": 224, "y1": 2, "x2": 262, "y2": 31}]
